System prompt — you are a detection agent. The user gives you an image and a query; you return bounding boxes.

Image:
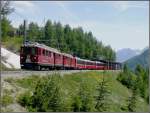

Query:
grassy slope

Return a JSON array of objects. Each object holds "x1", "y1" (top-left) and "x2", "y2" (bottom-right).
[
  {"x1": 1, "y1": 36, "x2": 22, "y2": 71},
  {"x1": 2, "y1": 36, "x2": 23, "y2": 54},
  {"x1": 3, "y1": 71, "x2": 149, "y2": 112}
]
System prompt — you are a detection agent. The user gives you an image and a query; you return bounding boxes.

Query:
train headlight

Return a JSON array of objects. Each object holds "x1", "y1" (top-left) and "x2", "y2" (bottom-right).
[{"x1": 21, "y1": 56, "x2": 24, "y2": 59}]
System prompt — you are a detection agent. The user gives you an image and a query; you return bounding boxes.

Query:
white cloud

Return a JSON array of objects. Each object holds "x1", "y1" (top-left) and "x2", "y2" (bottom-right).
[
  {"x1": 111, "y1": 1, "x2": 148, "y2": 12},
  {"x1": 13, "y1": 1, "x2": 34, "y2": 8},
  {"x1": 12, "y1": 1, "x2": 37, "y2": 14},
  {"x1": 52, "y1": 1, "x2": 79, "y2": 22},
  {"x1": 49, "y1": 1, "x2": 94, "y2": 32}
]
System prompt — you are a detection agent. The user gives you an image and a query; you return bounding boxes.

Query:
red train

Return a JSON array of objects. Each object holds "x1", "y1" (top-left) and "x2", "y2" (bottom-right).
[{"x1": 20, "y1": 42, "x2": 122, "y2": 70}]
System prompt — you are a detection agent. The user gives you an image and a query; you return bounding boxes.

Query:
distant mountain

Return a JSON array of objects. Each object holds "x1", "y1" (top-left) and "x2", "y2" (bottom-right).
[
  {"x1": 116, "y1": 48, "x2": 141, "y2": 62},
  {"x1": 124, "y1": 48, "x2": 149, "y2": 70}
]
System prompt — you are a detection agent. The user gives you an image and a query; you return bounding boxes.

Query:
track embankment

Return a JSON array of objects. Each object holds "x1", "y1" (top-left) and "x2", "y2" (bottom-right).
[
  {"x1": 1, "y1": 70, "x2": 88, "y2": 79},
  {"x1": 1, "y1": 70, "x2": 121, "y2": 79}
]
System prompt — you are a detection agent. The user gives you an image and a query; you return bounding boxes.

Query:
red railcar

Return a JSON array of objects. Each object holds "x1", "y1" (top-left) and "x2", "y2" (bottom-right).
[
  {"x1": 62, "y1": 53, "x2": 76, "y2": 69},
  {"x1": 84, "y1": 60, "x2": 96, "y2": 70},
  {"x1": 38, "y1": 47, "x2": 55, "y2": 67},
  {"x1": 96, "y1": 61, "x2": 105, "y2": 70},
  {"x1": 20, "y1": 42, "x2": 62, "y2": 70},
  {"x1": 20, "y1": 46, "x2": 41, "y2": 70},
  {"x1": 20, "y1": 42, "x2": 122, "y2": 70},
  {"x1": 54, "y1": 52, "x2": 63, "y2": 69},
  {"x1": 76, "y1": 57, "x2": 86, "y2": 69}
]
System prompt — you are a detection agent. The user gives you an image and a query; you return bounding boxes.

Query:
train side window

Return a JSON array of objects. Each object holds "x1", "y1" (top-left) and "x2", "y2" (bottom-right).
[
  {"x1": 38, "y1": 48, "x2": 41, "y2": 55},
  {"x1": 46, "y1": 51, "x2": 48, "y2": 56},
  {"x1": 43, "y1": 50, "x2": 45, "y2": 56},
  {"x1": 49, "y1": 52, "x2": 51, "y2": 57}
]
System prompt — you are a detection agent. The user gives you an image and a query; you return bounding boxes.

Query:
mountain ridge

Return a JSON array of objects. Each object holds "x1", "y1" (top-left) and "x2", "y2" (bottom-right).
[
  {"x1": 124, "y1": 48, "x2": 149, "y2": 70},
  {"x1": 116, "y1": 48, "x2": 141, "y2": 62}
]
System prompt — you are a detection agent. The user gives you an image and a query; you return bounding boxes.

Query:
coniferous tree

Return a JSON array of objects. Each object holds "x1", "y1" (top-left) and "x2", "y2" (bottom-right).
[
  {"x1": 44, "y1": 20, "x2": 55, "y2": 47},
  {"x1": 71, "y1": 95, "x2": 82, "y2": 112},
  {"x1": 95, "y1": 76, "x2": 110, "y2": 112},
  {"x1": 54, "y1": 22, "x2": 65, "y2": 51},
  {"x1": 135, "y1": 64, "x2": 148, "y2": 99},
  {"x1": 1, "y1": 1, "x2": 14, "y2": 18},
  {"x1": 31, "y1": 74, "x2": 63, "y2": 112},
  {"x1": 80, "y1": 80, "x2": 95, "y2": 112},
  {"x1": 27, "y1": 22, "x2": 39, "y2": 41},
  {"x1": 72, "y1": 80, "x2": 95, "y2": 112},
  {"x1": 17, "y1": 24, "x2": 24, "y2": 37},
  {"x1": 127, "y1": 81, "x2": 138, "y2": 112},
  {"x1": 1, "y1": 17, "x2": 13, "y2": 38}
]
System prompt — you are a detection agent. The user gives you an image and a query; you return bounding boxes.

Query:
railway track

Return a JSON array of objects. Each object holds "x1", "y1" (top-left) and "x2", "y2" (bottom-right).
[
  {"x1": 1, "y1": 70, "x2": 91, "y2": 79},
  {"x1": 1, "y1": 70, "x2": 121, "y2": 79}
]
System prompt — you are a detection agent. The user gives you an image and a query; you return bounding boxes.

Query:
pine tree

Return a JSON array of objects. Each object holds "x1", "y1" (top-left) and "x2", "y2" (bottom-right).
[
  {"x1": 31, "y1": 74, "x2": 63, "y2": 112},
  {"x1": 71, "y1": 96, "x2": 82, "y2": 112},
  {"x1": 44, "y1": 74, "x2": 63, "y2": 112},
  {"x1": 80, "y1": 80, "x2": 95, "y2": 112},
  {"x1": 72, "y1": 79, "x2": 95, "y2": 112},
  {"x1": 135, "y1": 64, "x2": 148, "y2": 99},
  {"x1": 1, "y1": 1, "x2": 14, "y2": 18},
  {"x1": 17, "y1": 24, "x2": 24, "y2": 37},
  {"x1": 44, "y1": 20, "x2": 55, "y2": 47},
  {"x1": 127, "y1": 82, "x2": 138, "y2": 112},
  {"x1": 1, "y1": 17, "x2": 12, "y2": 38},
  {"x1": 27, "y1": 22, "x2": 39, "y2": 41},
  {"x1": 95, "y1": 76, "x2": 110, "y2": 112}
]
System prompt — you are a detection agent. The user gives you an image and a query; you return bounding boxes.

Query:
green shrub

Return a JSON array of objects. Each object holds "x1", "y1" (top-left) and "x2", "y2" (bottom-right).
[
  {"x1": 17, "y1": 91, "x2": 32, "y2": 107},
  {"x1": 15, "y1": 71, "x2": 148, "y2": 112},
  {"x1": 4, "y1": 77, "x2": 14, "y2": 84},
  {"x1": 31, "y1": 74, "x2": 64, "y2": 112},
  {"x1": 16, "y1": 75, "x2": 40, "y2": 89},
  {"x1": 2, "y1": 94, "x2": 13, "y2": 106},
  {"x1": 2, "y1": 36, "x2": 23, "y2": 53}
]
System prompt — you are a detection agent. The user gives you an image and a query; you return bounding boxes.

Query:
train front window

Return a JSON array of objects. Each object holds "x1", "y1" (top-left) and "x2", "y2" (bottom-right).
[
  {"x1": 22, "y1": 47, "x2": 36, "y2": 55},
  {"x1": 31, "y1": 48, "x2": 36, "y2": 55}
]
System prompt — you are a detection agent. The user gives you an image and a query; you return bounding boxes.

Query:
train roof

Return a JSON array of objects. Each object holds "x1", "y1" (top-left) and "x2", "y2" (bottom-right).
[
  {"x1": 96, "y1": 61, "x2": 105, "y2": 64},
  {"x1": 22, "y1": 41, "x2": 61, "y2": 54},
  {"x1": 62, "y1": 53, "x2": 73, "y2": 58},
  {"x1": 97, "y1": 59, "x2": 122, "y2": 65},
  {"x1": 83, "y1": 59, "x2": 95, "y2": 63},
  {"x1": 75, "y1": 57, "x2": 95, "y2": 63}
]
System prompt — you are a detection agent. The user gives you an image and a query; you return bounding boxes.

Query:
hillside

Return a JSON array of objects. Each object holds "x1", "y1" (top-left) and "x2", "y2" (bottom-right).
[
  {"x1": 116, "y1": 48, "x2": 140, "y2": 62},
  {"x1": 1, "y1": 71, "x2": 149, "y2": 112},
  {"x1": 124, "y1": 49, "x2": 149, "y2": 70},
  {"x1": 2, "y1": 17, "x2": 116, "y2": 61}
]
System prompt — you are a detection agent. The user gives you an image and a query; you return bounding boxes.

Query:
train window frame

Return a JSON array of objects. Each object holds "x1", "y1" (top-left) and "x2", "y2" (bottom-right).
[
  {"x1": 49, "y1": 51, "x2": 51, "y2": 57},
  {"x1": 77, "y1": 59, "x2": 84, "y2": 64},
  {"x1": 38, "y1": 48, "x2": 41, "y2": 55},
  {"x1": 42, "y1": 49, "x2": 45, "y2": 56},
  {"x1": 46, "y1": 50, "x2": 48, "y2": 56}
]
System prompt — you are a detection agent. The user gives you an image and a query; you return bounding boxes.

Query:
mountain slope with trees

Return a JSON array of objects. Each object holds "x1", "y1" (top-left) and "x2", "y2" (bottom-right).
[
  {"x1": 124, "y1": 49, "x2": 149, "y2": 70},
  {"x1": 2, "y1": 18, "x2": 116, "y2": 61},
  {"x1": 17, "y1": 20, "x2": 116, "y2": 61}
]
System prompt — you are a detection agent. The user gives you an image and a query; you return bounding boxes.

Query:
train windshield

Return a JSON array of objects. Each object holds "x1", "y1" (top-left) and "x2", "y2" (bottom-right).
[{"x1": 21, "y1": 47, "x2": 36, "y2": 55}]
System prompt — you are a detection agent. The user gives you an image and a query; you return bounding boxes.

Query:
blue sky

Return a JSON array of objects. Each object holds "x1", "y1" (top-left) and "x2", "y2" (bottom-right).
[{"x1": 8, "y1": 1, "x2": 149, "y2": 51}]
